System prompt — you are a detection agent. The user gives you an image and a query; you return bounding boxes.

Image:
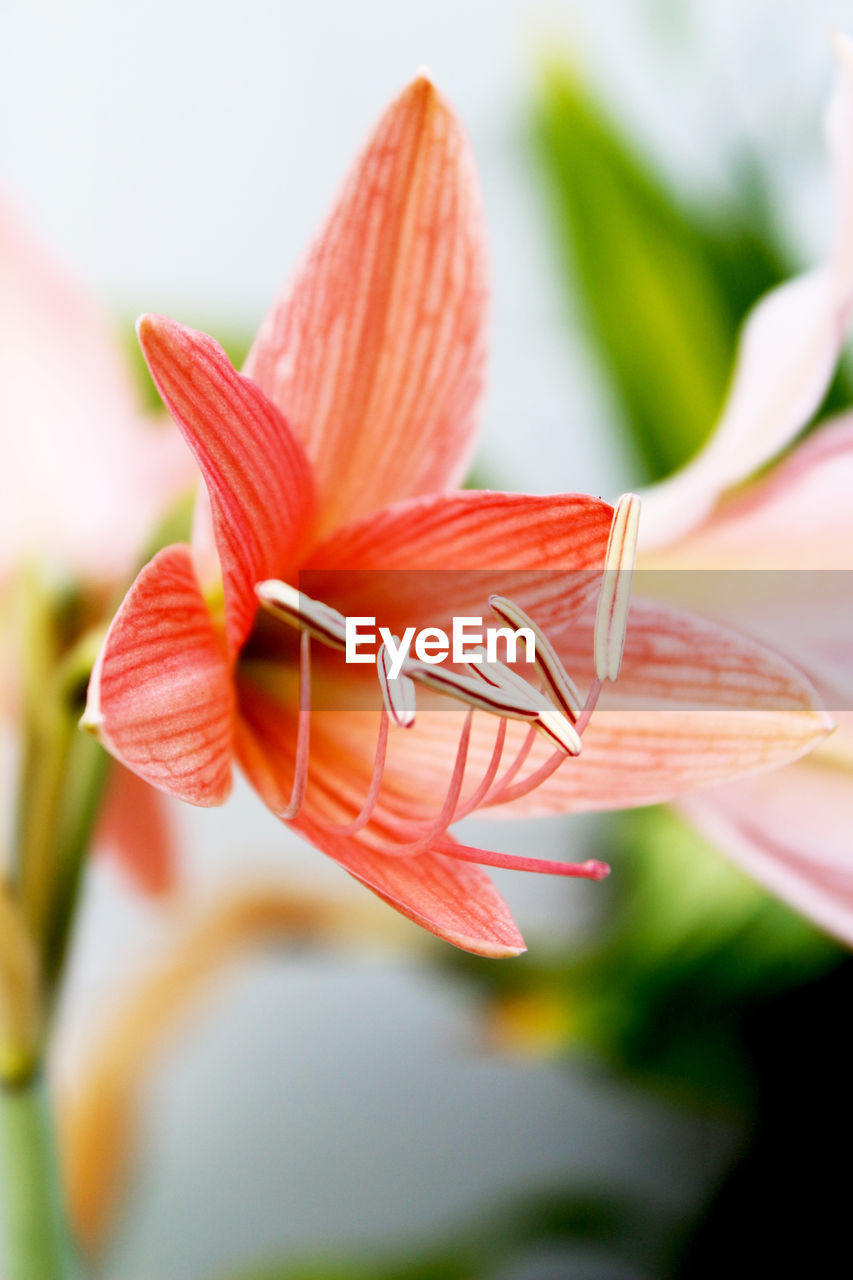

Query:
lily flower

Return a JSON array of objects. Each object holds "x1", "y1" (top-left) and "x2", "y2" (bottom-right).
[
  {"x1": 635, "y1": 36, "x2": 853, "y2": 944},
  {"x1": 0, "y1": 196, "x2": 194, "y2": 894},
  {"x1": 83, "y1": 77, "x2": 831, "y2": 957}
]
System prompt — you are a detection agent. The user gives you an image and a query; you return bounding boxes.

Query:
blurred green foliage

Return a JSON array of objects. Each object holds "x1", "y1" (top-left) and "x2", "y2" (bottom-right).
[{"x1": 533, "y1": 61, "x2": 791, "y2": 481}]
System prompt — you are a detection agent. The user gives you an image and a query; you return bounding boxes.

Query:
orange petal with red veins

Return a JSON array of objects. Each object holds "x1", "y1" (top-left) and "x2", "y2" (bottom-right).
[
  {"x1": 137, "y1": 315, "x2": 316, "y2": 655},
  {"x1": 94, "y1": 765, "x2": 179, "y2": 896},
  {"x1": 293, "y1": 815, "x2": 523, "y2": 958},
  {"x1": 245, "y1": 76, "x2": 488, "y2": 536},
  {"x1": 84, "y1": 544, "x2": 234, "y2": 806},
  {"x1": 233, "y1": 686, "x2": 523, "y2": 956},
  {"x1": 304, "y1": 490, "x2": 614, "y2": 635}
]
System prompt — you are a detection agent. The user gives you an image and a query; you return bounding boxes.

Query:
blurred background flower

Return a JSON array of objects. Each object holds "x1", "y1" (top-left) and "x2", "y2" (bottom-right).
[{"x1": 2, "y1": 2, "x2": 852, "y2": 1278}]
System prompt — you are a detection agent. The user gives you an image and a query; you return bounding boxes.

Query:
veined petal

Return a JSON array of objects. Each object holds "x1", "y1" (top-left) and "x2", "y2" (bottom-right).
[
  {"x1": 83, "y1": 545, "x2": 234, "y2": 806},
  {"x1": 244, "y1": 76, "x2": 488, "y2": 535},
  {"x1": 641, "y1": 40, "x2": 853, "y2": 548},
  {"x1": 0, "y1": 199, "x2": 193, "y2": 582},
  {"x1": 298, "y1": 818, "x2": 526, "y2": 957},
  {"x1": 137, "y1": 316, "x2": 316, "y2": 655},
  {"x1": 304, "y1": 490, "x2": 615, "y2": 635},
  {"x1": 679, "y1": 752, "x2": 853, "y2": 946},
  {"x1": 237, "y1": 692, "x2": 526, "y2": 958},
  {"x1": 500, "y1": 598, "x2": 834, "y2": 814},
  {"x1": 300, "y1": 597, "x2": 833, "y2": 822},
  {"x1": 94, "y1": 765, "x2": 178, "y2": 896}
]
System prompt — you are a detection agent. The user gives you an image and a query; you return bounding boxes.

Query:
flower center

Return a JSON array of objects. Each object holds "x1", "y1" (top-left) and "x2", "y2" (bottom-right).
[{"x1": 254, "y1": 495, "x2": 640, "y2": 881}]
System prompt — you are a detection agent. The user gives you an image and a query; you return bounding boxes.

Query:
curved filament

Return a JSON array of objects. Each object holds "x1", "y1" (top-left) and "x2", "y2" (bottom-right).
[
  {"x1": 278, "y1": 630, "x2": 312, "y2": 820},
  {"x1": 435, "y1": 835, "x2": 610, "y2": 880}
]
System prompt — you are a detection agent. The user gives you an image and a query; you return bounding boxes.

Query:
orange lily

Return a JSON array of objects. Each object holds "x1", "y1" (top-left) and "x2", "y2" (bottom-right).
[{"x1": 82, "y1": 77, "x2": 831, "y2": 957}]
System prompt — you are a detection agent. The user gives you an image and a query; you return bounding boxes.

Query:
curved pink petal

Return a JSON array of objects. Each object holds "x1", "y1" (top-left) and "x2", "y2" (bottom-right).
[
  {"x1": 94, "y1": 764, "x2": 178, "y2": 896},
  {"x1": 641, "y1": 39, "x2": 853, "y2": 549},
  {"x1": 137, "y1": 316, "x2": 317, "y2": 656},
  {"x1": 679, "y1": 752, "x2": 853, "y2": 946},
  {"x1": 644, "y1": 414, "x2": 853, "y2": 570},
  {"x1": 0, "y1": 199, "x2": 193, "y2": 582},
  {"x1": 244, "y1": 76, "x2": 488, "y2": 536},
  {"x1": 84, "y1": 544, "x2": 234, "y2": 806},
  {"x1": 232, "y1": 698, "x2": 523, "y2": 957},
  {"x1": 638, "y1": 417, "x2": 853, "y2": 712}
]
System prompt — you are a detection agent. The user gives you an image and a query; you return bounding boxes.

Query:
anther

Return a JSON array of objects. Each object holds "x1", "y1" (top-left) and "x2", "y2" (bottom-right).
[
  {"x1": 255, "y1": 580, "x2": 348, "y2": 650},
  {"x1": 463, "y1": 647, "x2": 581, "y2": 757},
  {"x1": 594, "y1": 493, "x2": 641, "y2": 683},
  {"x1": 403, "y1": 661, "x2": 545, "y2": 723},
  {"x1": 488, "y1": 595, "x2": 583, "y2": 721}
]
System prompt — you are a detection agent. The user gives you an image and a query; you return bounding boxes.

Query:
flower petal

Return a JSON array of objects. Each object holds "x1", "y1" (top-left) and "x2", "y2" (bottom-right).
[
  {"x1": 293, "y1": 598, "x2": 832, "y2": 822},
  {"x1": 137, "y1": 315, "x2": 316, "y2": 655},
  {"x1": 84, "y1": 544, "x2": 233, "y2": 805},
  {"x1": 641, "y1": 39, "x2": 853, "y2": 548},
  {"x1": 643, "y1": 414, "x2": 853, "y2": 570},
  {"x1": 94, "y1": 765, "x2": 179, "y2": 896},
  {"x1": 244, "y1": 76, "x2": 488, "y2": 535},
  {"x1": 302, "y1": 823, "x2": 527, "y2": 958},
  {"x1": 0, "y1": 199, "x2": 193, "y2": 582},
  {"x1": 304, "y1": 489, "x2": 615, "y2": 635},
  {"x1": 679, "y1": 750, "x2": 853, "y2": 946},
  {"x1": 501, "y1": 597, "x2": 834, "y2": 813},
  {"x1": 233, "y1": 678, "x2": 523, "y2": 956}
]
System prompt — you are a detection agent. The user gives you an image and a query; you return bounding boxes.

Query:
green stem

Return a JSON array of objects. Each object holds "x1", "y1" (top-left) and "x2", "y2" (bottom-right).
[{"x1": 0, "y1": 1078, "x2": 82, "y2": 1280}]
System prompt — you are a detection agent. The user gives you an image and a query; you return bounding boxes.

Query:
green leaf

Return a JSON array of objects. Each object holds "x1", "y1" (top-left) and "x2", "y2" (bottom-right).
[{"x1": 532, "y1": 62, "x2": 786, "y2": 481}]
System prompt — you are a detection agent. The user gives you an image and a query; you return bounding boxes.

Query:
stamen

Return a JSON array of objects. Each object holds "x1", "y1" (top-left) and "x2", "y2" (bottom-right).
[
  {"x1": 489, "y1": 723, "x2": 537, "y2": 795},
  {"x1": 403, "y1": 661, "x2": 543, "y2": 723},
  {"x1": 278, "y1": 630, "x2": 312, "y2": 820},
  {"x1": 484, "y1": 746, "x2": 567, "y2": 808},
  {"x1": 594, "y1": 493, "x2": 641, "y2": 683},
  {"x1": 362, "y1": 710, "x2": 475, "y2": 856},
  {"x1": 377, "y1": 641, "x2": 416, "y2": 728},
  {"x1": 488, "y1": 595, "x2": 583, "y2": 721},
  {"x1": 434, "y1": 836, "x2": 610, "y2": 880},
  {"x1": 575, "y1": 676, "x2": 602, "y2": 736},
  {"x1": 453, "y1": 717, "x2": 508, "y2": 821},
  {"x1": 410, "y1": 655, "x2": 580, "y2": 756},
  {"x1": 321, "y1": 710, "x2": 390, "y2": 837},
  {"x1": 256, "y1": 580, "x2": 348, "y2": 650}
]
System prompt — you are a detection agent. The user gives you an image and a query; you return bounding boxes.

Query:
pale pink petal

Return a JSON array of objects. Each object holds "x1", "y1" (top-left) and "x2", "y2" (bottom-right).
[
  {"x1": 94, "y1": 764, "x2": 178, "y2": 896},
  {"x1": 84, "y1": 544, "x2": 234, "y2": 805},
  {"x1": 0, "y1": 198, "x2": 194, "y2": 582},
  {"x1": 244, "y1": 76, "x2": 488, "y2": 536},
  {"x1": 638, "y1": 417, "x2": 853, "y2": 711},
  {"x1": 643, "y1": 415, "x2": 853, "y2": 570},
  {"x1": 137, "y1": 316, "x2": 317, "y2": 655},
  {"x1": 679, "y1": 751, "x2": 853, "y2": 946},
  {"x1": 641, "y1": 40, "x2": 853, "y2": 548}
]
